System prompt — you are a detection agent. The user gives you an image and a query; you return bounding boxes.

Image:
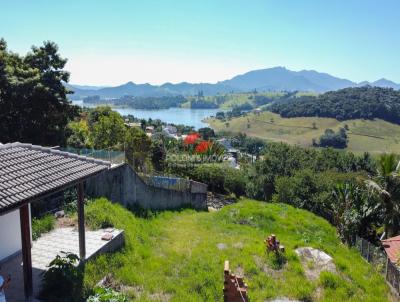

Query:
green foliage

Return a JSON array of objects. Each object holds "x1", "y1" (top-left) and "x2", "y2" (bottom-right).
[
  {"x1": 230, "y1": 133, "x2": 267, "y2": 156},
  {"x1": 198, "y1": 127, "x2": 215, "y2": 140},
  {"x1": 66, "y1": 119, "x2": 91, "y2": 148},
  {"x1": 88, "y1": 106, "x2": 126, "y2": 149},
  {"x1": 87, "y1": 287, "x2": 127, "y2": 302},
  {"x1": 82, "y1": 198, "x2": 389, "y2": 301},
  {"x1": 192, "y1": 164, "x2": 246, "y2": 196},
  {"x1": 245, "y1": 143, "x2": 374, "y2": 201},
  {"x1": 40, "y1": 252, "x2": 83, "y2": 302},
  {"x1": 0, "y1": 39, "x2": 78, "y2": 145},
  {"x1": 32, "y1": 215, "x2": 55, "y2": 240},
  {"x1": 150, "y1": 139, "x2": 166, "y2": 172},
  {"x1": 332, "y1": 182, "x2": 381, "y2": 243},
  {"x1": 124, "y1": 127, "x2": 152, "y2": 172},
  {"x1": 318, "y1": 127, "x2": 348, "y2": 148},
  {"x1": 270, "y1": 86, "x2": 400, "y2": 124},
  {"x1": 366, "y1": 153, "x2": 400, "y2": 237},
  {"x1": 86, "y1": 202, "x2": 115, "y2": 229},
  {"x1": 84, "y1": 95, "x2": 187, "y2": 110}
]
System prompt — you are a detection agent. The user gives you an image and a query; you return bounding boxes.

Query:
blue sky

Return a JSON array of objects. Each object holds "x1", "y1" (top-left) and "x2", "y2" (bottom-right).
[{"x1": 1, "y1": 0, "x2": 399, "y2": 85}]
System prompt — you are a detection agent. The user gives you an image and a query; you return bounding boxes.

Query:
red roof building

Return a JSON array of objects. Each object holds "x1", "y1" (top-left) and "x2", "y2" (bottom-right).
[{"x1": 382, "y1": 235, "x2": 400, "y2": 263}]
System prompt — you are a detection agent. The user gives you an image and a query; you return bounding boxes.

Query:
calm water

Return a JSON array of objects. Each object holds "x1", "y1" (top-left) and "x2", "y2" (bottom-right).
[{"x1": 72, "y1": 100, "x2": 222, "y2": 129}]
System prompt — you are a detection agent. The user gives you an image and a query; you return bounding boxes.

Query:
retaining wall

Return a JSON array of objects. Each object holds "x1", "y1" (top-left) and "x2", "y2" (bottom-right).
[{"x1": 85, "y1": 164, "x2": 207, "y2": 210}]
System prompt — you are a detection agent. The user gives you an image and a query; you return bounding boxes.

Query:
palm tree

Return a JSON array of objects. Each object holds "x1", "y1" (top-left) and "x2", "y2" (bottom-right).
[{"x1": 365, "y1": 153, "x2": 400, "y2": 238}]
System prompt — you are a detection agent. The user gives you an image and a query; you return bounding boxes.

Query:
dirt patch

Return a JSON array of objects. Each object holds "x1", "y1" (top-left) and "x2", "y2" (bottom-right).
[
  {"x1": 253, "y1": 255, "x2": 284, "y2": 279},
  {"x1": 295, "y1": 247, "x2": 337, "y2": 280},
  {"x1": 55, "y1": 216, "x2": 76, "y2": 228},
  {"x1": 207, "y1": 192, "x2": 236, "y2": 210},
  {"x1": 234, "y1": 265, "x2": 245, "y2": 277}
]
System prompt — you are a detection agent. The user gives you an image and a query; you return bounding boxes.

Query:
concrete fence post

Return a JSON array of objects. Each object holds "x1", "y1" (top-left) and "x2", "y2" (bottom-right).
[
  {"x1": 361, "y1": 238, "x2": 364, "y2": 258},
  {"x1": 385, "y1": 257, "x2": 389, "y2": 281}
]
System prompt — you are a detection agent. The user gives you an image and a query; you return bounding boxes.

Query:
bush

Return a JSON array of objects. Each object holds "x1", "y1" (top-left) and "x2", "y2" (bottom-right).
[
  {"x1": 40, "y1": 252, "x2": 83, "y2": 302},
  {"x1": 192, "y1": 164, "x2": 246, "y2": 197},
  {"x1": 87, "y1": 287, "x2": 127, "y2": 302},
  {"x1": 318, "y1": 128, "x2": 348, "y2": 148},
  {"x1": 32, "y1": 215, "x2": 55, "y2": 240}
]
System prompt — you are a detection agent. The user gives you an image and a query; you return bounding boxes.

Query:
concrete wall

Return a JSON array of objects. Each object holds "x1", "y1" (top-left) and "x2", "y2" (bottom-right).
[
  {"x1": 86, "y1": 164, "x2": 207, "y2": 210},
  {"x1": 0, "y1": 209, "x2": 21, "y2": 262}
]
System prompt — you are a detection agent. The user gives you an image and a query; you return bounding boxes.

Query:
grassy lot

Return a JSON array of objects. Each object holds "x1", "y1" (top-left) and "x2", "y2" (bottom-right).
[
  {"x1": 83, "y1": 198, "x2": 390, "y2": 301},
  {"x1": 206, "y1": 111, "x2": 400, "y2": 154}
]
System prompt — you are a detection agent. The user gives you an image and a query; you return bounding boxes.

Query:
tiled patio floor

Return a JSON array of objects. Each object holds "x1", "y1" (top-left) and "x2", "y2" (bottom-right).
[{"x1": 1, "y1": 227, "x2": 124, "y2": 302}]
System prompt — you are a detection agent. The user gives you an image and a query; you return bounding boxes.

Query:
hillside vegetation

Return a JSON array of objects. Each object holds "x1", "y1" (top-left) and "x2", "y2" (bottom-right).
[
  {"x1": 207, "y1": 111, "x2": 400, "y2": 154},
  {"x1": 83, "y1": 198, "x2": 390, "y2": 301},
  {"x1": 270, "y1": 86, "x2": 400, "y2": 124}
]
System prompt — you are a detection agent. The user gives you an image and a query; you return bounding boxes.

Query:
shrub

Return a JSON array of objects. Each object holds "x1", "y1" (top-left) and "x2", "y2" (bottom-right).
[
  {"x1": 32, "y1": 215, "x2": 55, "y2": 240},
  {"x1": 87, "y1": 287, "x2": 127, "y2": 302},
  {"x1": 40, "y1": 252, "x2": 83, "y2": 302},
  {"x1": 318, "y1": 128, "x2": 348, "y2": 148},
  {"x1": 192, "y1": 164, "x2": 246, "y2": 197}
]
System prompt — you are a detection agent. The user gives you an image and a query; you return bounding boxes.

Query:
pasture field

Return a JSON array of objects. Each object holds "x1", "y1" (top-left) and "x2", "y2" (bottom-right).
[{"x1": 207, "y1": 111, "x2": 400, "y2": 154}]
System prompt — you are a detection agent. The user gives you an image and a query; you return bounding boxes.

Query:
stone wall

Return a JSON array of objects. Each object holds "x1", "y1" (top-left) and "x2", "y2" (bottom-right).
[{"x1": 85, "y1": 164, "x2": 207, "y2": 210}]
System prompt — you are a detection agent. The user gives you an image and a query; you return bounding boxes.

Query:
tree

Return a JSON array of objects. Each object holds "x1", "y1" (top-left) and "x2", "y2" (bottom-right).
[
  {"x1": 365, "y1": 154, "x2": 400, "y2": 237},
  {"x1": 66, "y1": 120, "x2": 91, "y2": 149},
  {"x1": 89, "y1": 107, "x2": 126, "y2": 149},
  {"x1": 198, "y1": 127, "x2": 215, "y2": 140},
  {"x1": 332, "y1": 182, "x2": 379, "y2": 243},
  {"x1": 151, "y1": 139, "x2": 166, "y2": 172},
  {"x1": 0, "y1": 39, "x2": 78, "y2": 145},
  {"x1": 125, "y1": 127, "x2": 151, "y2": 172}
]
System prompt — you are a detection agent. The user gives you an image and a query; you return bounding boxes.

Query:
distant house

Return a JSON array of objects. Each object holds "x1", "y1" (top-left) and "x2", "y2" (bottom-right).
[
  {"x1": 146, "y1": 126, "x2": 155, "y2": 134},
  {"x1": 217, "y1": 138, "x2": 238, "y2": 155},
  {"x1": 253, "y1": 108, "x2": 261, "y2": 115},
  {"x1": 125, "y1": 122, "x2": 141, "y2": 128},
  {"x1": 162, "y1": 125, "x2": 178, "y2": 138},
  {"x1": 382, "y1": 236, "x2": 400, "y2": 264}
]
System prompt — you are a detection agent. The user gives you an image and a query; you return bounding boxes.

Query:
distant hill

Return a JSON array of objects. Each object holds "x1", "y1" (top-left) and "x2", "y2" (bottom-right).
[
  {"x1": 66, "y1": 67, "x2": 400, "y2": 99},
  {"x1": 269, "y1": 86, "x2": 400, "y2": 124}
]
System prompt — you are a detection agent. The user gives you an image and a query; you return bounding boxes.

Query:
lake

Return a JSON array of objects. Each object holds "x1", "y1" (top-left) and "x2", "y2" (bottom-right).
[{"x1": 72, "y1": 100, "x2": 222, "y2": 129}]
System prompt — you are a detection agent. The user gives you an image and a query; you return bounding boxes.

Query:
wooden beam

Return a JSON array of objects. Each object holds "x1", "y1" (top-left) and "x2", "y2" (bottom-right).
[
  {"x1": 77, "y1": 182, "x2": 86, "y2": 260},
  {"x1": 20, "y1": 204, "x2": 33, "y2": 300}
]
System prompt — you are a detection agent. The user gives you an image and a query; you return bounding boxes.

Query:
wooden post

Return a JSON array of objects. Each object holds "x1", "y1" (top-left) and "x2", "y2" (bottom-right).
[
  {"x1": 367, "y1": 241, "x2": 370, "y2": 262},
  {"x1": 77, "y1": 181, "x2": 86, "y2": 260},
  {"x1": 20, "y1": 204, "x2": 33, "y2": 301}
]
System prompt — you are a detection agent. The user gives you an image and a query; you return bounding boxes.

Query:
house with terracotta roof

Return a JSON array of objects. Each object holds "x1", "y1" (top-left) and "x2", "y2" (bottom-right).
[{"x1": 382, "y1": 235, "x2": 400, "y2": 264}]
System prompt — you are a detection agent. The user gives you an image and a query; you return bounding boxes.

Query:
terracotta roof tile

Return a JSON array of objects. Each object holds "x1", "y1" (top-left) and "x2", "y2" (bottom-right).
[
  {"x1": 382, "y1": 235, "x2": 400, "y2": 263},
  {"x1": 0, "y1": 142, "x2": 110, "y2": 214}
]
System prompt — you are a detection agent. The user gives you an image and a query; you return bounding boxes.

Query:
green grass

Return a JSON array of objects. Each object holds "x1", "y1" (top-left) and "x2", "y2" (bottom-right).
[
  {"x1": 32, "y1": 214, "x2": 55, "y2": 240},
  {"x1": 83, "y1": 198, "x2": 390, "y2": 301},
  {"x1": 207, "y1": 111, "x2": 400, "y2": 154}
]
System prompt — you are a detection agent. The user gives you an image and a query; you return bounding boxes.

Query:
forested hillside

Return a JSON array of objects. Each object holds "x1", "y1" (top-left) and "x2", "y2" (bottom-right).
[{"x1": 269, "y1": 87, "x2": 400, "y2": 124}]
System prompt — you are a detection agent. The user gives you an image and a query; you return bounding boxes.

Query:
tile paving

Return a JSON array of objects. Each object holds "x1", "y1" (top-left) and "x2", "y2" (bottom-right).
[{"x1": 1, "y1": 227, "x2": 123, "y2": 302}]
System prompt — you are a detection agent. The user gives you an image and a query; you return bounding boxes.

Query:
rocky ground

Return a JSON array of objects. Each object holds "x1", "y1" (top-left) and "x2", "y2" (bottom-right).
[{"x1": 206, "y1": 192, "x2": 237, "y2": 210}]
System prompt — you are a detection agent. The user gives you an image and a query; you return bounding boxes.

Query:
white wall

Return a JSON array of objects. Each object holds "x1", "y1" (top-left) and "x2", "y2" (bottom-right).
[{"x1": 0, "y1": 209, "x2": 22, "y2": 262}]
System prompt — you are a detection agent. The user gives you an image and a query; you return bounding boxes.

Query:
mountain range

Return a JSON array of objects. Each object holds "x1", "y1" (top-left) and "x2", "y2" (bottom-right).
[{"x1": 66, "y1": 67, "x2": 400, "y2": 99}]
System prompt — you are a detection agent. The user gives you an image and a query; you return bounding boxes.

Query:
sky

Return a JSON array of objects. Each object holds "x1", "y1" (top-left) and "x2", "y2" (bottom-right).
[{"x1": 1, "y1": 0, "x2": 400, "y2": 86}]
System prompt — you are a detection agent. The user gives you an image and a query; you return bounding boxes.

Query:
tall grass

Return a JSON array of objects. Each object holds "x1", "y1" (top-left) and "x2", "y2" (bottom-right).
[
  {"x1": 83, "y1": 198, "x2": 389, "y2": 301},
  {"x1": 32, "y1": 214, "x2": 55, "y2": 240}
]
